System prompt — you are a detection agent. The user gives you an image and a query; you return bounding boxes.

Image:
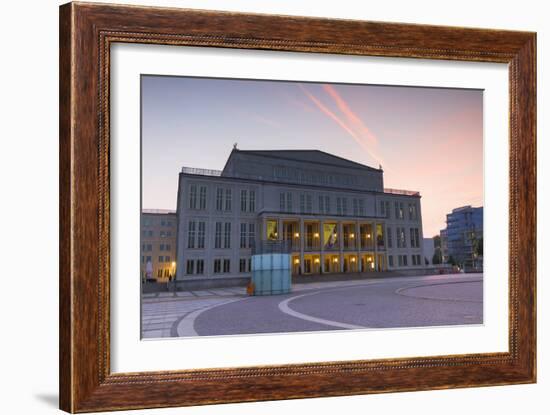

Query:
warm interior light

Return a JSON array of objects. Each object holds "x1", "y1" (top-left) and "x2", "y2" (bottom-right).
[
  {"x1": 367, "y1": 257, "x2": 372, "y2": 262},
  {"x1": 314, "y1": 232, "x2": 320, "y2": 238},
  {"x1": 294, "y1": 259, "x2": 300, "y2": 264},
  {"x1": 351, "y1": 257, "x2": 356, "y2": 262},
  {"x1": 367, "y1": 234, "x2": 371, "y2": 239},
  {"x1": 314, "y1": 258, "x2": 320, "y2": 263},
  {"x1": 350, "y1": 233, "x2": 355, "y2": 238},
  {"x1": 333, "y1": 257, "x2": 339, "y2": 263},
  {"x1": 370, "y1": 262, "x2": 375, "y2": 269},
  {"x1": 294, "y1": 232, "x2": 300, "y2": 238}
]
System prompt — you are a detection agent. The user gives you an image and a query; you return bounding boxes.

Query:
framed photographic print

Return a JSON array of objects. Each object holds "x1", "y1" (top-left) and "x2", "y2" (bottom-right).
[{"x1": 59, "y1": 2, "x2": 536, "y2": 412}]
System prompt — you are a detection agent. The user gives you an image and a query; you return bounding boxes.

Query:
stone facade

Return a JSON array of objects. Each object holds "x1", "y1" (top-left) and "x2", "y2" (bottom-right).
[
  {"x1": 175, "y1": 149, "x2": 424, "y2": 281},
  {"x1": 140, "y1": 210, "x2": 177, "y2": 282}
]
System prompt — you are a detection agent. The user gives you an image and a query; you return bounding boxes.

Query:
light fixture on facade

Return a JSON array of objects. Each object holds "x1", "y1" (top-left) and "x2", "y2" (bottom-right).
[
  {"x1": 351, "y1": 257, "x2": 356, "y2": 262},
  {"x1": 294, "y1": 258, "x2": 300, "y2": 264},
  {"x1": 333, "y1": 257, "x2": 339, "y2": 263},
  {"x1": 350, "y1": 233, "x2": 355, "y2": 238},
  {"x1": 294, "y1": 232, "x2": 300, "y2": 238},
  {"x1": 367, "y1": 234, "x2": 371, "y2": 239},
  {"x1": 314, "y1": 232, "x2": 320, "y2": 238},
  {"x1": 370, "y1": 262, "x2": 375, "y2": 269},
  {"x1": 314, "y1": 258, "x2": 320, "y2": 264}
]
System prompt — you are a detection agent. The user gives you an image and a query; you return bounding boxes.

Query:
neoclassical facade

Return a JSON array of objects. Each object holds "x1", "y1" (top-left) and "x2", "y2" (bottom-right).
[{"x1": 175, "y1": 149, "x2": 424, "y2": 281}]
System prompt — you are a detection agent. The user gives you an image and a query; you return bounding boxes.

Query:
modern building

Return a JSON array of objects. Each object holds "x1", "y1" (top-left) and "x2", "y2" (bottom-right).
[
  {"x1": 140, "y1": 209, "x2": 177, "y2": 282},
  {"x1": 175, "y1": 149, "x2": 424, "y2": 282},
  {"x1": 439, "y1": 205, "x2": 483, "y2": 271}
]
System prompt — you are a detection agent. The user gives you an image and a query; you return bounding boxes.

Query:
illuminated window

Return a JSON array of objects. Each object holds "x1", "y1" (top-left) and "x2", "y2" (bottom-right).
[{"x1": 266, "y1": 220, "x2": 278, "y2": 240}]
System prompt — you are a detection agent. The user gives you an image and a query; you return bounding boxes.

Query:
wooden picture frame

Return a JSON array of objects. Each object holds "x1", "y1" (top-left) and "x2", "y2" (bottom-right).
[{"x1": 59, "y1": 2, "x2": 536, "y2": 412}]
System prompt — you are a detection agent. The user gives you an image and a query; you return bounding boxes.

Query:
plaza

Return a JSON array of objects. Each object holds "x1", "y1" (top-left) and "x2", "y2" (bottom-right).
[{"x1": 142, "y1": 273, "x2": 483, "y2": 338}]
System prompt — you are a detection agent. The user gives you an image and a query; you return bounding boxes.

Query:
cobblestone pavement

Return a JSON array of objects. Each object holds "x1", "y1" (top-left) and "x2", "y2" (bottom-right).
[{"x1": 141, "y1": 273, "x2": 482, "y2": 338}]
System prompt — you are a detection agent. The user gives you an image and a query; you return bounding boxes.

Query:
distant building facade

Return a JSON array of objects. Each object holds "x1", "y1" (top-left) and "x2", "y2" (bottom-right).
[
  {"x1": 174, "y1": 149, "x2": 425, "y2": 282},
  {"x1": 140, "y1": 210, "x2": 177, "y2": 282},
  {"x1": 440, "y1": 205, "x2": 483, "y2": 271},
  {"x1": 423, "y1": 238, "x2": 435, "y2": 265}
]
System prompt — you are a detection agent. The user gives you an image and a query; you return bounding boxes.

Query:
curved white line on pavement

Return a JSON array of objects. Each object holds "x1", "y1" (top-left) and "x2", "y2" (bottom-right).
[
  {"x1": 278, "y1": 292, "x2": 367, "y2": 330},
  {"x1": 395, "y1": 279, "x2": 483, "y2": 303},
  {"x1": 176, "y1": 298, "x2": 246, "y2": 337}
]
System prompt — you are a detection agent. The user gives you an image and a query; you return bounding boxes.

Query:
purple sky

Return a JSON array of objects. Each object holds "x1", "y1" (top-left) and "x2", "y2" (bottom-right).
[{"x1": 142, "y1": 75, "x2": 483, "y2": 237}]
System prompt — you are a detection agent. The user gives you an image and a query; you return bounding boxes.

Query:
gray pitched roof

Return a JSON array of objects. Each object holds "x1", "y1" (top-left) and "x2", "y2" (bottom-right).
[{"x1": 232, "y1": 149, "x2": 380, "y2": 171}]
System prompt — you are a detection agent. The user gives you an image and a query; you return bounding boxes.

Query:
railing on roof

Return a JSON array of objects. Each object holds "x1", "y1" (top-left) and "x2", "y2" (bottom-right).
[
  {"x1": 181, "y1": 166, "x2": 222, "y2": 176},
  {"x1": 383, "y1": 188, "x2": 420, "y2": 196},
  {"x1": 142, "y1": 209, "x2": 176, "y2": 214}
]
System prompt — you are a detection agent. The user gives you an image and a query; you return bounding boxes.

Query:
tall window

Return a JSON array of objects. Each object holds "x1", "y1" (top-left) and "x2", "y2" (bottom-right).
[
  {"x1": 353, "y1": 199, "x2": 364, "y2": 216},
  {"x1": 223, "y1": 259, "x2": 231, "y2": 273},
  {"x1": 324, "y1": 195, "x2": 330, "y2": 214},
  {"x1": 197, "y1": 222, "x2": 205, "y2": 249},
  {"x1": 306, "y1": 194, "x2": 312, "y2": 213},
  {"x1": 216, "y1": 188, "x2": 224, "y2": 211},
  {"x1": 249, "y1": 190, "x2": 256, "y2": 212},
  {"x1": 240, "y1": 223, "x2": 247, "y2": 248},
  {"x1": 187, "y1": 221, "x2": 196, "y2": 248},
  {"x1": 239, "y1": 258, "x2": 250, "y2": 273},
  {"x1": 387, "y1": 226, "x2": 393, "y2": 248},
  {"x1": 397, "y1": 227, "x2": 407, "y2": 248},
  {"x1": 199, "y1": 186, "x2": 207, "y2": 210},
  {"x1": 214, "y1": 222, "x2": 222, "y2": 249},
  {"x1": 224, "y1": 188, "x2": 232, "y2": 211},
  {"x1": 380, "y1": 200, "x2": 390, "y2": 218},
  {"x1": 286, "y1": 192, "x2": 292, "y2": 212},
  {"x1": 359, "y1": 199, "x2": 365, "y2": 216},
  {"x1": 409, "y1": 203, "x2": 418, "y2": 220},
  {"x1": 213, "y1": 259, "x2": 221, "y2": 273},
  {"x1": 248, "y1": 223, "x2": 256, "y2": 249},
  {"x1": 196, "y1": 259, "x2": 204, "y2": 274},
  {"x1": 223, "y1": 222, "x2": 231, "y2": 248},
  {"x1": 336, "y1": 197, "x2": 342, "y2": 215},
  {"x1": 342, "y1": 198, "x2": 348, "y2": 215},
  {"x1": 240, "y1": 189, "x2": 248, "y2": 212},
  {"x1": 300, "y1": 194, "x2": 306, "y2": 214},
  {"x1": 394, "y1": 202, "x2": 404, "y2": 219},
  {"x1": 280, "y1": 192, "x2": 292, "y2": 212},
  {"x1": 189, "y1": 185, "x2": 197, "y2": 209},
  {"x1": 319, "y1": 195, "x2": 325, "y2": 214},
  {"x1": 186, "y1": 260, "x2": 194, "y2": 275},
  {"x1": 410, "y1": 227, "x2": 420, "y2": 248}
]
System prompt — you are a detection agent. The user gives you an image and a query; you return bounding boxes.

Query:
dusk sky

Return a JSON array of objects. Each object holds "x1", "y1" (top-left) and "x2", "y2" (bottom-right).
[{"x1": 141, "y1": 75, "x2": 483, "y2": 237}]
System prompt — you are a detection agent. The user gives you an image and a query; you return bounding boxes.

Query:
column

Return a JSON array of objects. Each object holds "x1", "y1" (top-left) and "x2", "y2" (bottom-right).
[
  {"x1": 338, "y1": 221, "x2": 344, "y2": 273},
  {"x1": 299, "y1": 219, "x2": 305, "y2": 274},
  {"x1": 357, "y1": 220, "x2": 362, "y2": 273},
  {"x1": 373, "y1": 222, "x2": 378, "y2": 271},
  {"x1": 320, "y1": 220, "x2": 325, "y2": 273}
]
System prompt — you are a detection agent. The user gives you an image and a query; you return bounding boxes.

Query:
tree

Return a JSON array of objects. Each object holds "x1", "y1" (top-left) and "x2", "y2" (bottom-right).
[
  {"x1": 474, "y1": 236, "x2": 483, "y2": 257},
  {"x1": 432, "y1": 247, "x2": 442, "y2": 265}
]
